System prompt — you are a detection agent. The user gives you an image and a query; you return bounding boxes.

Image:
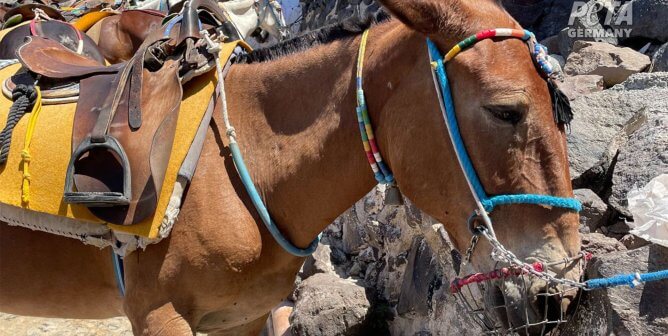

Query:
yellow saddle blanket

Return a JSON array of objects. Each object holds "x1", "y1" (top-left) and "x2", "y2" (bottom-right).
[{"x1": 0, "y1": 42, "x2": 244, "y2": 241}]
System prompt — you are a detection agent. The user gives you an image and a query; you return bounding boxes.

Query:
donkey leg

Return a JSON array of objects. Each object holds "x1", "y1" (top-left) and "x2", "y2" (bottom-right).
[{"x1": 126, "y1": 302, "x2": 194, "y2": 336}]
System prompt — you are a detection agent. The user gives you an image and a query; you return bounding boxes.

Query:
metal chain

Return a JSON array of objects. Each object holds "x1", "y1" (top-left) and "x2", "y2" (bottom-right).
[
  {"x1": 463, "y1": 233, "x2": 479, "y2": 265},
  {"x1": 478, "y1": 227, "x2": 588, "y2": 289}
]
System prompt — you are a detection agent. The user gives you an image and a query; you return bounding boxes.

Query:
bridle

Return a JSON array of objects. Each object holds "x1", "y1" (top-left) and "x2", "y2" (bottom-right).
[
  {"x1": 354, "y1": 27, "x2": 585, "y2": 334},
  {"x1": 253, "y1": 0, "x2": 289, "y2": 39},
  {"x1": 356, "y1": 28, "x2": 583, "y2": 286}
]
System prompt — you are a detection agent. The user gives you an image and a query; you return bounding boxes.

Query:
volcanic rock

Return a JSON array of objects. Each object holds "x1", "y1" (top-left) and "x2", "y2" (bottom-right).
[
  {"x1": 568, "y1": 73, "x2": 668, "y2": 186},
  {"x1": 609, "y1": 110, "x2": 668, "y2": 216},
  {"x1": 612, "y1": 0, "x2": 668, "y2": 42},
  {"x1": 564, "y1": 41, "x2": 651, "y2": 86},
  {"x1": 575, "y1": 189, "x2": 610, "y2": 233},
  {"x1": 291, "y1": 273, "x2": 376, "y2": 336},
  {"x1": 651, "y1": 42, "x2": 668, "y2": 72},
  {"x1": 562, "y1": 245, "x2": 668, "y2": 335},
  {"x1": 559, "y1": 74, "x2": 605, "y2": 100}
]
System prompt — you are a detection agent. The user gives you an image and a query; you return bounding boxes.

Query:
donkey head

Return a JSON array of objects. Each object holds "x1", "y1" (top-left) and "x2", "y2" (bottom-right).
[{"x1": 375, "y1": 0, "x2": 582, "y2": 333}]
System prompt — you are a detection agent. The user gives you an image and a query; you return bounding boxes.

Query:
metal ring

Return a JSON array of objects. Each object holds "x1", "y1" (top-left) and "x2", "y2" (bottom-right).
[{"x1": 467, "y1": 212, "x2": 488, "y2": 235}]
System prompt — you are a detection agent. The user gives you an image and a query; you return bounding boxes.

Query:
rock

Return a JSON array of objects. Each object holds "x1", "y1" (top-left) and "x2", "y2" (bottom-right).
[
  {"x1": 396, "y1": 237, "x2": 443, "y2": 316},
  {"x1": 575, "y1": 189, "x2": 610, "y2": 233},
  {"x1": 564, "y1": 41, "x2": 651, "y2": 86},
  {"x1": 291, "y1": 273, "x2": 379, "y2": 336},
  {"x1": 358, "y1": 246, "x2": 377, "y2": 263},
  {"x1": 609, "y1": 111, "x2": 668, "y2": 216},
  {"x1": 608, "y1": 220, "x2": 632, "y2": 234},
  {"x1": 651, "y1": 42, "x2": 668, "y2": 72},
  {"x1": 300, "y1": 244, "x2": 335, "y2": 279},
  {"x1": 557, "y1": 0, "x2": 618, "y2": 57},
  {"x1": 612, "y1": 0, "x2": 668, "y2": 42},
  {"x1": 580, "y1": 232, "x2": 627, "y2": 254},
  {"x1": 568, "y1": 73, "x2": 668, "y2": 186},
  {"x1": 620, "y1": 233, "x2": 651, "y2": 249},
  {"x1": 347, "y1": 261, "x2": 363, "y2": 277},
  {"x1": 502, "y1": 0, "x2": 578, "y2": 40},
  {"x1": 559, "y1": 74, "x2": 605, "y2": 100},
  {"x1": 342, "y1": 217, "x2": 367, "y2": 254},
  {"x1": 541, "y1": 35, "x2": 561, "y2": 54},
  {"x1": 562, "y1": 245, "x2": 668, "y2": 335}
]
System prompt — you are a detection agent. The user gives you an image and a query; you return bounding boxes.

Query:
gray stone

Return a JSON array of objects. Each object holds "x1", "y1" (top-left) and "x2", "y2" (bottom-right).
[
  {"x1": 564, "y1": 41, "x2": 651, "y2": 86},
  {"x1": 620, "y1": 233, "x2": 651, "y2": 249},
  {"x1": 613, "y1": 0, "x2": 668, "y2": 42},
  {"x1": 651, "y1": 42, "x2": 668, "y2": 72},
  {"x1": 291, "y1": 273, "x2": 378, "y2": 336},
  {"x1": 300, "y1": 244, "x2": 335, "y2": 279},
  {"x1": 568, "y1": 73, "x2": 668, "y2": 185},
  {"x1": 574, "y1": 189, "x2": 610, "y2": 233},
  {"x1": 358, "y1": 246, "x2": 376, "y2": 263},
  {"x1": 609, "y1": 111, "x2": 668, "y2": 216},
  {"x1": 342, "y1": 211, "x2": 368, "y2": 254},
  {"x1": 608, "y1": 220, "x2": 632, "y2": 234},
  {"x1": 396, "y1": 237, "x2": 443, "y2": 316},
  {"x1": 502, "y1": 0, "x2": 578, "y2": 40},
  {"x1": 562, "y1": 245, "x2": 668, "y2": 335},
  {"x1": 559, "y1": 74, "x2": 605, "y2": 100},
  {"x1": 580, "y1": 232, "x2": 627, "y2": 254},
  {"x1": 541, "y1": 35, "x2": 561, "y2": 55}
]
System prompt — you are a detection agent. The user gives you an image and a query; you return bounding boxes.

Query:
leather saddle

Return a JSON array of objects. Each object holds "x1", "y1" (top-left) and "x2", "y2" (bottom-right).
[
  {"x1": 15, "y1": 0, "x2": 234, "y2": 225},
  {"x1": 2, "y1": 3, "x2": 66, "y2": 28}
]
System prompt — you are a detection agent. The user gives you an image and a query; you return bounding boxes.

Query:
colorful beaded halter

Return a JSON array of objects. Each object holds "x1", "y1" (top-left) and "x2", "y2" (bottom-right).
[
  {"x1": 355, "y1": 27, "x2": 581, "y2": 249},
  {"x1": 356, "y1": 30, "x2": 394, "y2": 185}
]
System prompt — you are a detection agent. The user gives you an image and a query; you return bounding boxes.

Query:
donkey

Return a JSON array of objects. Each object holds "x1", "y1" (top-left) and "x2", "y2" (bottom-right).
[
  {"x1": 0, "y1": 0, "x2": 582, "y2": 334},
  {"x1": 219, "y1": 0, "x2": 290, "y2": 42}
]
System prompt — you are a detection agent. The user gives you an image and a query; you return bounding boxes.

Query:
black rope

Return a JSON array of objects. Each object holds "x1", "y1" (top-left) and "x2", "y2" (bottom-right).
[{"x1": 0, "y1": 84, "x2": 37, "y2": 165}]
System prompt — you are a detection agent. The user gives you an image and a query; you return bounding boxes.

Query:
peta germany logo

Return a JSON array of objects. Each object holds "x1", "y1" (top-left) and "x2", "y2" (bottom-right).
[{"x1": 566, "y1": 1, "x2": 633, "y2": 39}]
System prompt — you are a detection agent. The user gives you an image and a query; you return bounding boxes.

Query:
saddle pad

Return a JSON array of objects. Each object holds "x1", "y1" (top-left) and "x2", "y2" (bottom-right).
[
  {"x1": 0, "y1": 60, "x2": 217, "y2": 239},
  {"x1": 72, "y1": 10, "x2": 117, "y2": 32}
]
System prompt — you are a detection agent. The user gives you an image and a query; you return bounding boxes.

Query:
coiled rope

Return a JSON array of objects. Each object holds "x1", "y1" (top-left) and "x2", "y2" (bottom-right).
[{"x1": 0, "y1": 85, "x2": 38, "y2": 165}]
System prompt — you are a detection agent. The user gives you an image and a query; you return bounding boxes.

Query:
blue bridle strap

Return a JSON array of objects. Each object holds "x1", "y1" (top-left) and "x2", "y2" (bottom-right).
[{"x1": 426, "y1": 38, "x2": 581, "y2": 215}]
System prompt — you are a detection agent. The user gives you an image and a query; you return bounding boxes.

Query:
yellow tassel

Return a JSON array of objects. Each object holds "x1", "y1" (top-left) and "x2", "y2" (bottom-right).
[{"x1": 21, "y1": 87, "x2": 42, "y2": 206}]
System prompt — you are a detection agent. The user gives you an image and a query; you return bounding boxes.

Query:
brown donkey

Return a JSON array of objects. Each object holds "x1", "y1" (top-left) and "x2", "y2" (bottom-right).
[{"x1": 0, "y1": 0, "x2": 582, "y2": 334}]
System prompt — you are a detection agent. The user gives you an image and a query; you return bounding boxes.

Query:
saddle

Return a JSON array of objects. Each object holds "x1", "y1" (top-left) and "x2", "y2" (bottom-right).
[
  {"x1": 14, "y1": 0, "x2": 235, "y2": 225},
  {"x1": 1, "y1": 20, "x2": 107, "y2": 103},
  {"x1": 2, "y1": 3, "x2": 66, "y2": 28}
]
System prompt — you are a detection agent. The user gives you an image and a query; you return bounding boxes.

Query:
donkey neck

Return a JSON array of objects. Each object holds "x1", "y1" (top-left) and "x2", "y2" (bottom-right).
[{"x1": 225, "y1": 21, "x2": 423, "y2": 248}]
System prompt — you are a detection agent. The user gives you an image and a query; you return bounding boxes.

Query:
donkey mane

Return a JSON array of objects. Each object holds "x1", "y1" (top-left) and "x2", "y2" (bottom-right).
[{"x1": 237, "y1": 13, "x2": 391, "y2": 64}]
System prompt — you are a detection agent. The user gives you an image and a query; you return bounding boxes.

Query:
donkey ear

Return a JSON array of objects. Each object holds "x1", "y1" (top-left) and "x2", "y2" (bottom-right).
[{"x1": 377, "y1": 0, "x2": 448, "y2": 34}]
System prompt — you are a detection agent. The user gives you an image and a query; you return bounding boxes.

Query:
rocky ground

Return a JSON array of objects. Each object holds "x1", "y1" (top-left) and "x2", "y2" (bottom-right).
[
  {"x1": 0, "y1": 314, "x2": 131, "y2": 335},
  {"x1": 3, "y1": 0, "x2": 667, "y2": 335}
]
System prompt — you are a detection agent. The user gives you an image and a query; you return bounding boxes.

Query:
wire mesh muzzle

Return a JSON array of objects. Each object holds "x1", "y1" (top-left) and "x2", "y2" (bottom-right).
[{"x1": 451, "y1": 256, "x2": 588, "y2": 335}]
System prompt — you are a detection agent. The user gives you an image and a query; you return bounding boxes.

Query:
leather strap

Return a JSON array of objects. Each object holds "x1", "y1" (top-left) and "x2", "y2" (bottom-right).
[
  {"x1": 90, "y1": 51, "x2": 140, "y2": 142},
  {"x1": 128, "y1": 53, "x2": 144, "y2": 130}
]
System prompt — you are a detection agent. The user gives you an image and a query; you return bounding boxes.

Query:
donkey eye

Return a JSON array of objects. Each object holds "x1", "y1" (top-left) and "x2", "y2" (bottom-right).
[{"x1": 484, "y1": 105, "x2": 523, "y2": 125}]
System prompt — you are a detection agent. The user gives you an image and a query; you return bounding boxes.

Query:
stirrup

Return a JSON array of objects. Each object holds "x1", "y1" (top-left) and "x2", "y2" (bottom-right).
[{"x1": 64, "y1": 135, "x2": 131, "y2": 206}]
